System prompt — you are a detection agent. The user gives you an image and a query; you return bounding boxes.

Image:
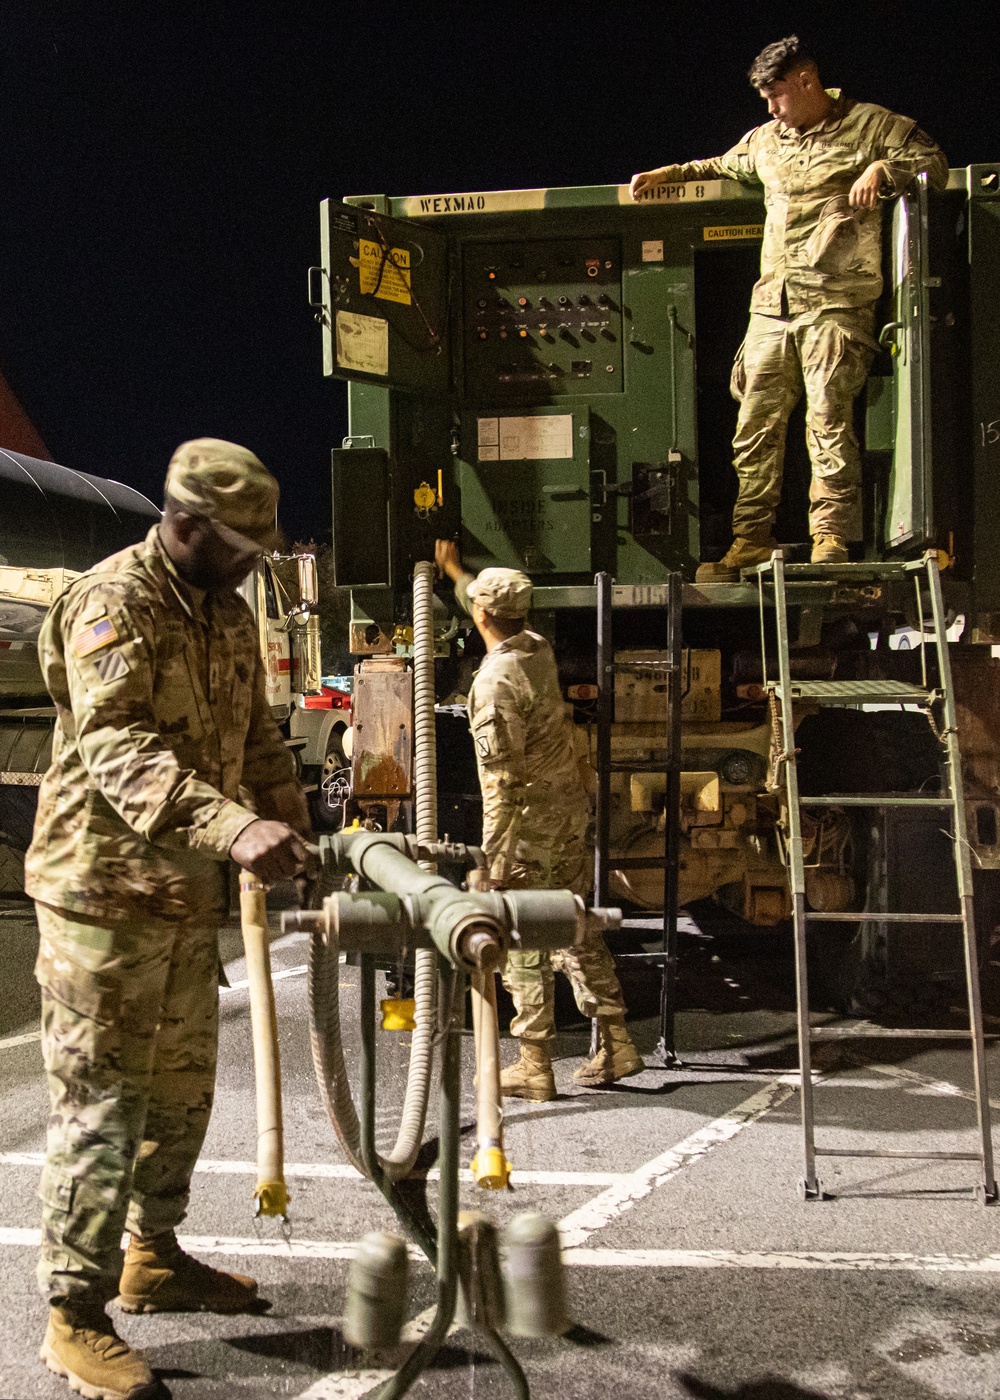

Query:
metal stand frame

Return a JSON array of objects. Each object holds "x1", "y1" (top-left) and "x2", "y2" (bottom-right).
[
  {"x1": 359, "y1": 955, "x2": 528, "y2": 1399},
  {"x1": 593, "y1": 570, "x2": 684, "y2": 1065},
  {"x1": 758, "y1": 552, "x2": 997, "y2": 1202}
]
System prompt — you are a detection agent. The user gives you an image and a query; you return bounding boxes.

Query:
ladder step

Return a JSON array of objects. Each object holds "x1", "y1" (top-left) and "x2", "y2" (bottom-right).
[
  {"x1": 779, "y1": 680, "x2": 934, "y2": 705},
  {"x1": 612, "y1": 952, "x2": 676, "y2": 963},
  {"x1": 608, "y1": 762, "x2": 672, "y2": 773},
  {"x1": 813, "y1": 1148, "x2": 982, "y2": 1161},
  {"x1": 798, "y1": 795, "x2": 953, "y2": 808},
  {"x1": 811, "y1": 1026, "x2": 973, "y2": 1039},
  {"x1": 803, "y1": 912, "x2": 963, "y2": 923},
  {"x1": 759, "y1": 561, "x2": 914, "y2": 580}
]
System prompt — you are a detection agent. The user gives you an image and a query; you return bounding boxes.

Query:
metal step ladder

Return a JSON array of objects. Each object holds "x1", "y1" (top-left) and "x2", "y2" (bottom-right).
[
  {"x1": 756, "y1": 551, "x2": 997, "y2": 1202},
  {"x1": 593, "y1": 571, "x2": 683, "y2": 1065}
]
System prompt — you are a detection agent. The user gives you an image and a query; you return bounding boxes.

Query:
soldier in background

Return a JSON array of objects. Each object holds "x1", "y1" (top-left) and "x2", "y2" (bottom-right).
[
  {"x1": 631, "y1": 34, "x2": 947, "y2": 580},
  {"x1": 436, "y1": 539, "x2": 642, "y2": 1102},
  {"x1": 26, "y1": 439, "x2": 309, "y2": 1399}
]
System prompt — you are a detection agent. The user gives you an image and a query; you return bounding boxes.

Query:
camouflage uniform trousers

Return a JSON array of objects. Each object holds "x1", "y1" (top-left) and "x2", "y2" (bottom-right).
[
  {"x1": 35, "y1": 901, "x2": 221, "y2": 1304},
  {"x1": 730, "y1": 308, "x2": 877, "y2": 543},
  {"x1": 498, "y1": 810, "x2": 625, "y2": 1043}
]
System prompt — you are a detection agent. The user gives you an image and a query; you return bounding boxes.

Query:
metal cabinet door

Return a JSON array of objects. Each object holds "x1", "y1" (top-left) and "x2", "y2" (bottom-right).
[
  {"x1": 883, "y1": 176, "x2": 934, "y2": 551},
  {"x1": 458, "y1": 407, "x2": 591, "y2": 574},
  {"x1": 313, "y1": 200, "x2": 451, "y2": 397}
]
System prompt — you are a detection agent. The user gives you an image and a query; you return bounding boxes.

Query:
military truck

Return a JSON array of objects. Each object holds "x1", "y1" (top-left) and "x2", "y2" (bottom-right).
[
  {"x1": 0, "y1": 448, "x2": 340, "y2": 891},
  {"x1": 308, "y1": 167, "x2": 1000, "y2": 1000}
]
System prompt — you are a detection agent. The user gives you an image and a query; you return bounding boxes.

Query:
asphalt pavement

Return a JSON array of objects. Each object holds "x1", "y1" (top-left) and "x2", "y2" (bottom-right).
[{"x1": 1, "y1": 898, "x2": 998, "y2": 1400}]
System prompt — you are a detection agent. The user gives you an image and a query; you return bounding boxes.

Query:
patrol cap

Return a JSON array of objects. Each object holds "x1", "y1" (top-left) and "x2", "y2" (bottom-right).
[
  {"x1": 164, "y1": 438, "x2": 281, "y2": 549},
  {"x1": 468, "y1": 567, "x2": 533, "y2": 618}
]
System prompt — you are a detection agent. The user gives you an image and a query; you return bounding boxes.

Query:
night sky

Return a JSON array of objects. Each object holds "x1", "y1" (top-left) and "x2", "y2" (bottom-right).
[{"x1": 1, "y1": 1, "x2": 996, "y2": 543}]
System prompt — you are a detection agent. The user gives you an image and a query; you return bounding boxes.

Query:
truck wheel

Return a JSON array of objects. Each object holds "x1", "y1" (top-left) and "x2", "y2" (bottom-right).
[
  {"x1": 0, "y1": 786, "x2": 39, "y2": 850},
  {"x1": 0, "y1": 786, "x2": 39, "y2": 895},
  {"x1": 308, "y1": 725, "x2": 350, "y2": 832}
]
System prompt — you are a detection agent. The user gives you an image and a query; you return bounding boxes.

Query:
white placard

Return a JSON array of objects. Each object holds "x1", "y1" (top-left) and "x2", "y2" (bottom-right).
[
  {"x1": 336, "y1": 310, "x2": 389, "y2": 376},
  {"x1": 642, "y1": 239, "x2": 664, "y2": 262},
  {"x1": 477, "y1": 417, "x2": 500, "y2": 460},
  {"x1": 478, "y1": 415, "x2": 574, "y2": 462},
  {"x1": 399, "y1": 188, "x2": 547, "y2": 217}
]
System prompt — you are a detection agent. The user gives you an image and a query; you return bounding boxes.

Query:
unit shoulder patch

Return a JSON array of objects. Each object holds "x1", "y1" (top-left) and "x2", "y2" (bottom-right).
[
  {"x1": 72, "y1": 616, "x2": 119, "y2": 657},
  {"x1": 93, "y1": 649, "x2": 130, "y2": 684}
]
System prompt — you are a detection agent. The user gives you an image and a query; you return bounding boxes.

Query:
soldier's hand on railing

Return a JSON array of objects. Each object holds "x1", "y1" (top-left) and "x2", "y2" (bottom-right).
[
  {"x1": 231, "y1": 820, "x2": 309, "y2": 883},
  {"x1": 629, "y1": 167, "x2": 667, "y2": 201},
  {"x1": 848, "y1": 161, "x2": 888, "y2": 210}
]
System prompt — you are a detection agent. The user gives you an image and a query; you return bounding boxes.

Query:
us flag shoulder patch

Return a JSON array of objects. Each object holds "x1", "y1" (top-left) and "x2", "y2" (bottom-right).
[{"x1": 72, "y1": 616, "x2": 119, "y2": 657}]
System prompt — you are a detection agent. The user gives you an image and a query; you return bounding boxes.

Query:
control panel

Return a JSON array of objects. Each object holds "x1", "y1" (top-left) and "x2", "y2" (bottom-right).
[{"x1": 462, "y1": 238, "x2": 623, "y2": 402}]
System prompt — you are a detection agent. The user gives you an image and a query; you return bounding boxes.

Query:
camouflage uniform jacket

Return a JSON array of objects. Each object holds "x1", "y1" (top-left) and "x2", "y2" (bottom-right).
[
  {"x1": 25, "y1": 525, "x2": 295, "y2": 923},
  {"x1": 462, "y1": 603, "x2": 587, "y2": 885},
  {"x1": 656, "y1": 90, "x2": 947, "y2": 315}
]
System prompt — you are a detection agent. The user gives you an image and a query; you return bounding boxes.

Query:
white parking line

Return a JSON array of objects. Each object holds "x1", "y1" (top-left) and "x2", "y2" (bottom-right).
[
  {"x1": 0, "y1": 1029, "x2": 40, "y2": 1051},
  {"x1": 864, "y1": 1058, "x2": 1000, "y2": 1113},
  {"x1": 564, "y1": 1247, "x2": 1000, "y2": 1272},
  {"x1": 0, "y1": 1152, "x2": 623, "y2": 1188},
  {"x1": 4, "y1": 1225, "x2": 996, "y2": 1278},
  {"x1": 557, "y1": 1075, "x2": 798, "y2": 1249},
  {"x1": 222, "y1": 964, "x2": 308, "y2": 993}
]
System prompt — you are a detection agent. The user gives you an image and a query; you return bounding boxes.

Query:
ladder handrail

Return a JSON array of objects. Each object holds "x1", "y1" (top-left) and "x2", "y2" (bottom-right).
[{"x1": 758, "y1": 549, "x2": 996, "y2": 1203}]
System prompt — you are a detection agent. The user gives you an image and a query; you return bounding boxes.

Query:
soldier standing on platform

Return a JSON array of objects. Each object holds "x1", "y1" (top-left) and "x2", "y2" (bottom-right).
[{"x1": 630, "y1": 35, "x2": 947, "y2": 579}]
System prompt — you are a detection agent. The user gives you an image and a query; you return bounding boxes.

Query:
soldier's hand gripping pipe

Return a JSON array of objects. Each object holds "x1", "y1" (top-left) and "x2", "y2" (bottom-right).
[
  {"x1": 435, "y1": 540, "x2": 643, "y2": 1100},
  {"x1": 26, "y1": 439, "x2": 307, "y2": 1399},
  {"x1": 630, "y1": 34, "x2": 947, "y2": 578}
]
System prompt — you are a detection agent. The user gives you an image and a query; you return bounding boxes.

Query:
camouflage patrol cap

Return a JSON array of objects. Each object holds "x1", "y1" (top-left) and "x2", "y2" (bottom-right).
[
  {"x1": 468, "y1": 567, "x2": 533, "y2": 618},
  {"x1": 165, "y1": 438, "x2": 280, "y2": 548}
]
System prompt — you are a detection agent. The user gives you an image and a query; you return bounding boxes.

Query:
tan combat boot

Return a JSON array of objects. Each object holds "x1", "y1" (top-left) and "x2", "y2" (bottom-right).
[
  {"x1": 41, "y1": 1301, "x2": 158, "y2": 1399},
  {"x1": 117, "y1": 1230, "x2": 259, "y2": 1314},
  {"x1": 500, "y1": 1041, "x2": 557, "y2": 1102},
  {"x1": 573, "y1": 1016, "x2": 644, "y2": 1086},
  {"x1": 811, "y1": 534, "x2": 849, "y2": 564},
  {"x1": 695, "y1": 535, "x2": 778, "y2": 583}
]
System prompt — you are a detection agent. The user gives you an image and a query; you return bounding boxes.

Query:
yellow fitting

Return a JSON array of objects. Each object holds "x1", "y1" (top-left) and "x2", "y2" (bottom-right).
[
  {"x1": 381, "y1": 997, "x2": 417, "y2": 1031},
  {"x1": 470, "y1": 1148, "x2": 512, "y2": 1190},
  {"x1": 254, "y1": 1179, "x2": 290, "y2": 1218}
]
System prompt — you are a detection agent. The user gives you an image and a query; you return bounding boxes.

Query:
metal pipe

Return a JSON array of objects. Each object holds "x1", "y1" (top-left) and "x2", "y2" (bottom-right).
[
  {"x1": 594, "y1": 571, "x2": 613, "y2": 907},
  {"x1": 349, "y1": 833, "x2": 506, "y2": 966},
  {"x1": 238, "y1": 872, "x2": 288, "y2": 1218},
  {"x1": 658, "y1": 569, "x2": 683, "y2": 1065},
  {"x1": 377, "y1": 966, "x2": 463, "y2": 1400},
  {"x1": 470, "y1": 955, "x2": 510, "y2": 1190}
]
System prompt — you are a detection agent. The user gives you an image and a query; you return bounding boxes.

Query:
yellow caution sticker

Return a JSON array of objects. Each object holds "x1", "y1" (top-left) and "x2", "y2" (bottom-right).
[
  {"x1": 72, "y1": 616, "x2": 119, "y2": 657},
  {"x1": 358, "y1": 238, "x2": 411, "y2": 305},
  {"x1": 703, "y1": 224, "x2": 765, "y2": 242}
]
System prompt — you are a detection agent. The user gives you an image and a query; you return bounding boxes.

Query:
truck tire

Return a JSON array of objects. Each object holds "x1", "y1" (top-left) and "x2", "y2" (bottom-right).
[
  {"x1": 0, "y1": 785, "x2": 38, "y2": 851},
  {"x1": 308, "y1": 724, "x2": 350, "y2": 832},
  {"x1": 0, "y1": 785, "x2": 39, "y2": 896}
]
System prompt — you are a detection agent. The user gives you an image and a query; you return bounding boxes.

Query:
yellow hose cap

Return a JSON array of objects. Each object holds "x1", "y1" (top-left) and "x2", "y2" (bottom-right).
[
  {"x1": 381, "y1": 998, "x2": 417, "y2": 1031},
  {"x1": 470, "y1": 1148, "x2": 512, "y2": 1190},
  {"x1": 254, "y1": 1180, "x2": 290, "y2": 1218}
]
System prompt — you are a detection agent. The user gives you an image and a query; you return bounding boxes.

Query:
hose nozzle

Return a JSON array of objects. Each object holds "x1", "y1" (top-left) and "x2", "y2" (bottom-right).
[
  {"x1": 254, "y1": 1179, "x2": 290, "y2": 1218},
  {"x1": 470, "y1": 1146, "x2": 512, "y2": 1190}
]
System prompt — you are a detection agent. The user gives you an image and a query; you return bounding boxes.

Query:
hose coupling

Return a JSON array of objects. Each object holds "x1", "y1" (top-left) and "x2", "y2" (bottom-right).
[{"x1": 470, "y1": 1144, "x2": 512, "y2": 1191}]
